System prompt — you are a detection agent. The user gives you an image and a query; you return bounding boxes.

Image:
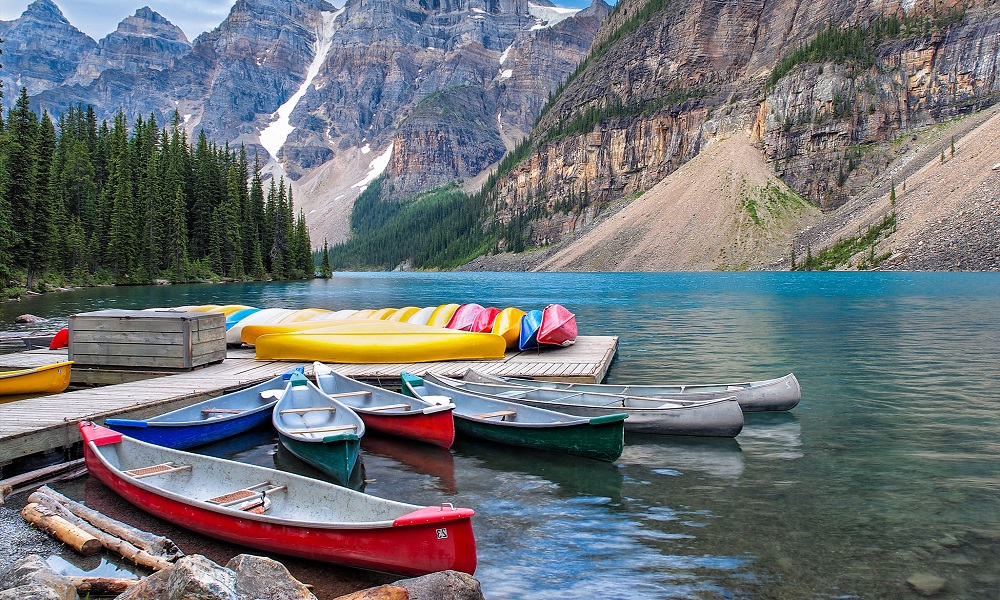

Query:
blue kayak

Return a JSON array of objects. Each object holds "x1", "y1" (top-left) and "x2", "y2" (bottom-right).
[{"x1": 518, "y1": 309, "x2": 543, "y2": 351}]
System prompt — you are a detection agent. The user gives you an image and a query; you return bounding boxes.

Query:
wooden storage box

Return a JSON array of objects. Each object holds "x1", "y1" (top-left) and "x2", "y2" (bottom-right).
[{"x1": 69, "y1": 310, "x2": 226, "y2": 370}]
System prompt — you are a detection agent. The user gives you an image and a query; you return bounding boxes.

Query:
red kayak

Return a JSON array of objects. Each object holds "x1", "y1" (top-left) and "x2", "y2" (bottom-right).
[
  {"x1": 470, "y1": 307, "x2": 501, "y2": 333},
  {"x1": 79, "y1": 422, "x2": 476, "y2": 575},
  {"x1": 445, "y1": 303, "x2": 485, "y2": 331},
  {"x1": 536, "y1": 304, "x2": 578, "y2": 347}
]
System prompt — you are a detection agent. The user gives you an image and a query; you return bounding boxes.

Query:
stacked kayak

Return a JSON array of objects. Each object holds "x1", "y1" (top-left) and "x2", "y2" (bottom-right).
[
  {"x1": 0, "y1": 361, "x2": 74, "y2": 396},
  {"x1": 254, "y1": 321, "x2": 507, "y2": 363}
]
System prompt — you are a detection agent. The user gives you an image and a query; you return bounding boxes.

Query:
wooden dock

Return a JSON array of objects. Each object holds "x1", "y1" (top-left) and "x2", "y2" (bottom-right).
[{"x1": 0, "y1": 336, "x2": 617, "y2": 472}]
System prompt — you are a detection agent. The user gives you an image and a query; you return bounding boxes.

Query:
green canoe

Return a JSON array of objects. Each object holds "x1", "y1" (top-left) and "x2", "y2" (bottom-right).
[{"x1": 401, "y1": 372, "x2": 625, "y2": 462}]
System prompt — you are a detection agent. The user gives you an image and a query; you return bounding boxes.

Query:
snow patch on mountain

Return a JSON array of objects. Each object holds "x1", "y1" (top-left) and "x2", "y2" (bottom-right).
[{"x1": 259, "y1": 8, "x2": 344, "y2": 162}]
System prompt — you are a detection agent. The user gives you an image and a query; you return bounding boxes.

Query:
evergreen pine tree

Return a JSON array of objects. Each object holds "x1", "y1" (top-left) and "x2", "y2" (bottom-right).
[{"x1": 320, "y1": 239, "x2": 332, "y2": 278}]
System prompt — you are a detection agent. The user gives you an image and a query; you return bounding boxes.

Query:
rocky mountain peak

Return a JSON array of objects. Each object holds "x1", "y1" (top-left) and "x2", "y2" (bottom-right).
[
  {"x1": 115, "y1": 7, "x2": 189, "y2": 43},
  {"x1": 0, "y1": 0, "x2": 96, "y2": 96}
]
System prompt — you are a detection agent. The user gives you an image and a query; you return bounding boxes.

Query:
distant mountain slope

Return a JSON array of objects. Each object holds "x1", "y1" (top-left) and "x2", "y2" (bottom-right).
[{"x1": 535, "y1": 134, "x2": 820, "y2": 270}]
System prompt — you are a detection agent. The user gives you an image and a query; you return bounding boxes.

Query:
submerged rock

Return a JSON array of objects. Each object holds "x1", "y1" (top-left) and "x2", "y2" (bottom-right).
[
  {"x1": 906, "y1": 572, "x2": 947, "y2": 597},
  {"x1": 14, "y1": 315, "x2": 47, "y2": 324}
]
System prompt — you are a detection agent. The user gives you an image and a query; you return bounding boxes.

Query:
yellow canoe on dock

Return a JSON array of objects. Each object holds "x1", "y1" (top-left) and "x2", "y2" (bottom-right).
[
  {"x1": 0, "y1": 361, "x2": 74, "y2": 396},
  {"x1": 254, "y1": 322, "x2": 507, "y2": 363}
]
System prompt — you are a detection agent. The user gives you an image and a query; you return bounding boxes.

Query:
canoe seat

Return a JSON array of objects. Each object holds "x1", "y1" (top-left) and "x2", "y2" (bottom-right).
[
  {"x1": 201, "y1": 408, "x2": 246, "y2": 416},
  {"x1": 497, "y1": 390, "x2": 528, "y2": 399},
  {"x1": 364, "y1": 403, "x2": 410, "y2": 412},
  {"x1": 279, "y1": 406, "x2": 337, "y2": 415},
  {"x1": 124, "y1": 462, "x2": 192, "y2": 479},
  {"x1": 600, "y1": 398, "x2": 626, "y2": 407},
  {"x1": 206, "y1": 482, "x2": 287, "y2": 514},
  {"x1": 474, "y1": 409, "x2": 517, "y2": 420},
  {"x1": 287, "y1": 424, "x2": 358, "y2": 435}
]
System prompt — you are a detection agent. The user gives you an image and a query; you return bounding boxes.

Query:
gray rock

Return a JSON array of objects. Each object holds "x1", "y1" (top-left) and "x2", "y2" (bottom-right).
[
  {"x1": 14, "y1": 315, "x2": 47, "y2": 324},
  {"x1": 165, "y1": 555, "x2": 239, "y2": 600},
  {"x1": 906, "y1": 573, "x2": 947, "y2": 597},
  {"x1": 0, "y1": 555, "x2": 77, "y2": 600},
  {"x1": 393, "y1": 570, "x2": 483, "y2": 600},
  {"x1": 225, "y1": 554, "x2": 316, "y2": 600},
  {"x1": 114, "y1": 566, "x2": 173, "y2": 600},
  {"x1": 0, "y1": 583, "x2": 66, "y2": 600}
]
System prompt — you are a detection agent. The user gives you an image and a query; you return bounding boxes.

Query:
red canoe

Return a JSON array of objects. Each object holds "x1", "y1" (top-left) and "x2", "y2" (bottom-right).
[
  {"x1": 314, "y1": 364, "x2": 456, "y2": 448},
  {"x1": 470, "y1": 307, "x2": 502, "y2": 333},
  {"x1": 536, "y1": 304, "x2": 578, "y2": 347},
  {"x1": 79, "y1": 422, "x2": 476, "y2": 575},
  {"x1": 445, "y1": 303, "x2": 485, "y2": 331}
]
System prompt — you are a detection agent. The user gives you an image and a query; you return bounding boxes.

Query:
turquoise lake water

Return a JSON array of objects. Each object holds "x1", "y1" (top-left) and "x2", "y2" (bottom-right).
[{"x1": 4, "y1": 272, "x2": 999, "y2": 598}]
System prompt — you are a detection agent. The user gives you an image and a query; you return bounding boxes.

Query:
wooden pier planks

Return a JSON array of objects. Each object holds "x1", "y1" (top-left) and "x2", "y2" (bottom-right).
[{"x1": 0, "y1": 336, "x2": 616, "y2": 467}]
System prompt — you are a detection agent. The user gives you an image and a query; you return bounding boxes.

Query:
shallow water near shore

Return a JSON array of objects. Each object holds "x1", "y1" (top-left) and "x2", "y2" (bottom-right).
[{"x1": 3, "y1": 272, "x2": 999, "y2": 598}]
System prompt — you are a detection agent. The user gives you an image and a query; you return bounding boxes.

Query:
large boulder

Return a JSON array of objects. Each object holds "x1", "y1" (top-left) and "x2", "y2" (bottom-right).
[
  {"x1": 0, "y1": 555, "x2": 77, "y2": 600},
  {"x1": 393, "y1": 571, "x2": 483, "y2": 600},
  {"x1": 333, "y1": 585, "x2": 408, "y2": 600},
  {"x1": 114, "y1": 566, "x2": 173, "y2": 600},
  {"x1": 165, "y1": 555, "x2": 239, "y2": 600},
  {"x1": 225, "y1": 554, "x2": 316, "y2": 600}
]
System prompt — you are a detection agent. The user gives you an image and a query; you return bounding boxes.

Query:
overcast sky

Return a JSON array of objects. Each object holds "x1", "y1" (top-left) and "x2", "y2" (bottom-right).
[{"x1": 1, "y1": 0, "x2": 600, "y2": 41}]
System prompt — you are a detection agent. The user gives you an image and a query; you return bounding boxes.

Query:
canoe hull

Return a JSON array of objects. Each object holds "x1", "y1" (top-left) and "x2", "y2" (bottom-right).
[
  {"x1": 453, "y1": 415, "x2": 624, "y2": 462},
  {"x1": 277, "y1": 433, "x2": 361, "y2": 485},
  {"x1": 316, "y1": 371, "x2": 456, "y2": 448},
  {"x1": 464, "y1": 370, "x2": 801, "y2": 412},
  {"x1": 0, "y1": 361, "x2": 73, "y2": 396},
  {"x1": 80, "y1": 423, "x2": 476, "y2": 576},
  {"x1": 107, "y1": 408, "x2": 273, "y2": 450},
  {"x1": 255, "y1": 329, "x2": 506, "y2": 363}
]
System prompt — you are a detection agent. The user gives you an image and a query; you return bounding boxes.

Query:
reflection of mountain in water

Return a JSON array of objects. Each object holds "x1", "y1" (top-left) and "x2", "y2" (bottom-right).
[
  {"x1": 619, "y1": 435, "x2": 745, "y2": 480},
  {"x1": 452, "y1": 437, "x2": 624, "y2": 501},
  {"x1": 737, "y1": 413, "x2": 803, "y2": 460}
]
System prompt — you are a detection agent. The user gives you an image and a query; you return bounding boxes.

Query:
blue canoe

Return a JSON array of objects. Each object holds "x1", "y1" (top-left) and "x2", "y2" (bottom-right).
[
  {"x1": 518, "y1": 310, "x2": 543, "y2": 351},
  {"x1": 105, "y1": 368, "x2": 302, "y2": 449}
]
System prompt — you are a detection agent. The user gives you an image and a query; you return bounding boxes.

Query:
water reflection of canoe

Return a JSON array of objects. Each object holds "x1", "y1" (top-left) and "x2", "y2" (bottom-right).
[
  {"x1": 464, "y1": 369, "x2": 801, "y2": 412},
  {"x1": 79, "y1": 422, "x2": 475, "y2": 576},
  {"x1": 426, "y1": 373, "x2": 743, "y2": 438},
  {"x1": 737, "y1": 412, "x2": 803, "y2": 459},
  {"x1": 619, "y1": 434, "x2": 745, "y2": 480},
  {"x1": 274, "y1": 440, "x2": 367, "y2": 492},
  {"x1": 361, "y1": 434, "x2": 456, "y2": 494},
  {"x1": 452, "y1": 437, "x2": 624, "y2": 501}
]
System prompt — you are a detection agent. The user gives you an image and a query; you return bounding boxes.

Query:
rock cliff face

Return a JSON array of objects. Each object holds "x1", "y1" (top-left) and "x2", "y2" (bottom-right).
[
  {"x1": 489, "y1": 0, "x2": 1000, "y2": 254},
  {"x1": 0, "y1": 0, "x2": 96, "y2": 96},
  {"x1": 8, "y1": 0, "x2": 607, "y2": 244},
  {"x1": 64, "y1": 7, "x2": 192, "y2": 87}
]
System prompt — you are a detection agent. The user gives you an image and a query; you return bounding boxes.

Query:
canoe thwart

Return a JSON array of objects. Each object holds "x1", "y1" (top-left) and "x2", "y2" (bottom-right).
[
  {"x1": 325, "y1": 390, "x2": 373, "y2": 399},
  {"x1": 279, "y1": 406, "x2": 338, "y2": 415},
  {"x1": 363, "y1": 403, "x2": 411, "y2": 412},
  {"x1": 200, "y1": 408, "x2": 246, "y2": 415},
  {"x1": 287, "y1": 424, "x2": 358, "y2": 435},
  {"x1": 474, "y1": 409, "x2": 517, "y2": 420},
  {"x1": 124, "y1": 462, "x2": 192, "y2": 479}
]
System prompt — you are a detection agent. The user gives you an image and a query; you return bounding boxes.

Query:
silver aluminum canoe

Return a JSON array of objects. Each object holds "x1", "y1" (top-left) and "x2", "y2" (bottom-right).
[
  {"x1": 463, "y1": 370, "x2": 800, "y2": 412},
  {"x1": 425, "y1": 373, "x2": 743, "y2": 438}
]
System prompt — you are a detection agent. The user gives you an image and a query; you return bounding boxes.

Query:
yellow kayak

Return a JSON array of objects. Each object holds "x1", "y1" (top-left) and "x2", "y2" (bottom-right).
[
  {"x1": 426, "y1": 304, "x2": 460, "y2": 328},
  {"x1": 406, "y1": 306, "x2": 437, "y2": 325},
  {"x1": 492, "y1": 307, "x2": 527, "y2": 348},
  {"x1": 254, "y1": 322, "x2": 507, "y2": 363},
  {"x1": 0, "y1": 361, "x2": 74, "y2": 396},
  {"x1": 214, "y1": 304, "x2": 254, "y2": 315},
  {"x1": 244, "y1": 319, "x2": 478, "y2": 345},
  {"x1": 370, "y1": 308, "x2": 398, "y2": 320},
  {"x1": 350, "y1": 309, "x2": 378, "y2": 320},
  {"x1": 387, "y1": 307, "x2": 421, "y2": 322},
  {"x1": 278, "y1": 308, "x2": 331, "y2": 322}
]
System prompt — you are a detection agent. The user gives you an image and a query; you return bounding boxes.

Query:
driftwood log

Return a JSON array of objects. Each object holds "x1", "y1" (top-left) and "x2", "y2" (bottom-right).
[
  {"x1": 20, "y1": 503, "x2": 103, "y2": 556},
  {"x1": 68, "y1": 576, "x2": 139, "y2": 595},
  {"x1": 34, "y1": 485, "x2": 183, "y2": 559},
  {"x1": 27, "y1": 490, "x2": 175, "y2": 571}
]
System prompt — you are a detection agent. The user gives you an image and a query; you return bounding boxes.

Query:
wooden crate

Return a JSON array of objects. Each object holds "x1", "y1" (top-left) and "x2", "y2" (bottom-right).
[{"x1": 69, "y1": 310, "x2": 226, "y2": 370}]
